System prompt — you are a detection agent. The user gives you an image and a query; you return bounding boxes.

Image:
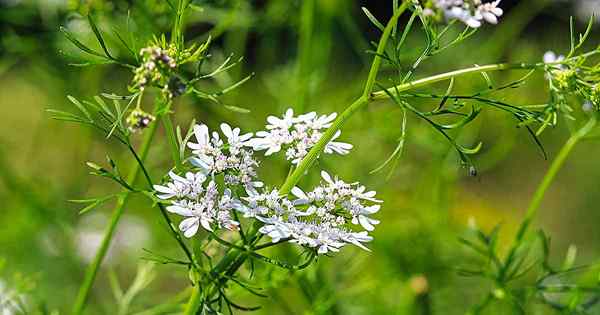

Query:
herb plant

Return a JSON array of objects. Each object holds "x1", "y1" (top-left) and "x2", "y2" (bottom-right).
[{"x1": 4, "y1": 0, "x2": 598, "y2": 314}]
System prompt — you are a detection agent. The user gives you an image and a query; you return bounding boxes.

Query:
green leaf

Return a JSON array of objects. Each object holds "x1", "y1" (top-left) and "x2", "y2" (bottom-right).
[
  {"x1": 223, "y1": 104, "x2": 251, "y2": 113},
  {"x1": 112, "y1": 28, "x2": 136, "y2": 60},
  {"x1": 370, "y1": 107, "x2": 407, "y2": 175},
  {"x1": 362, "y1": 7, "x2": 385, "y2": 32},
  {"x1": 439, "y1": 106, "x2": 481, "y2": 130},
  {"x1": 60, "y1": 26, "x2": 105, "y2": 58},
  {"x1": 458, "y1": 142, "x2": 483, "y2": 155},
  {"x1": 46, "y1": 109, "x2": 85, "y2": 123},
  {"x1": 67, "y1": 95, "x2": 92, "y2": 121},
  {"x1": 88, "y1": 15, "x2": 114, "y2": 60}
]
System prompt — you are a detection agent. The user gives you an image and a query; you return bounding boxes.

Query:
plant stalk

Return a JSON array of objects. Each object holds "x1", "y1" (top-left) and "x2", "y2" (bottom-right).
[
  {"x1": 280, "y1": 61, "x2": 541, "y2": 195},
  {"x1": 183, "y1": 285, "x2": 203, "y2": 315},
  {"x1": 72, "y1": 116, "x2": 160, "y2": 315},
  {"x1": 500, "y1": 115, "x2": 597, "y2": 280}
]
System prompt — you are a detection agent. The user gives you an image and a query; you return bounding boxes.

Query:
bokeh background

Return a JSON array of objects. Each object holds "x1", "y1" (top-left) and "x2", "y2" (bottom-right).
[{"x1": 1, "y1": 0, "x2": 600, "y2": 314}]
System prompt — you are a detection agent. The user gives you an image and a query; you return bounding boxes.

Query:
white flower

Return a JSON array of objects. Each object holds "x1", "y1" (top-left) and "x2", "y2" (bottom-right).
[
  {"x1": 432, "y1": 0, "x2": 503, "y2": 28},
  {"x1": 266, "y1": 108, "x2": 296, "y2": 129},
  {"x1": 324, "y1": 130, "x2": 353, "y2": 155},
  {"x1": 543, "y1": 51, "x2": 565, "y2": 64},
  {"x1": 247, "y1": 169, "x2": 380, "y2": 254},
  {"x1": 157, "y1": 171, "x2": 243, "y2": 237},
  {"x1": 154, "y1": 118, "x2": 380, "y2": 256},
  {"x1": 350, "y1": 205, "x2": 381, "y2": 231},
  {"x1": 258, "y1": 217, "x2": 292, "y2": 242},
  {"x1": 153, "y1": 171, "x2": 204, "y2": 200},
  {"x1": 252, "y1": 108, "x2": 352, "y2": 164},
  {"x1": 477, "y1": 1, "x2": 503, "y2": 24},
  {"x1": 220, "y1": 123, "x2": 253, "y2": 148}
]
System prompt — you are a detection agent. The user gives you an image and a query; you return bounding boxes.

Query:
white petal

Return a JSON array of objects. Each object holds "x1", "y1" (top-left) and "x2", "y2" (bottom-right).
[
  {"x1": 167, "y1": 205, "x2": 194, "y2": 216},
  {"x1": 482, "y1": 12, "x2": 497, "y2": 24},
  {"x1": 220, "y1": 123, "x2": 233, "y2": 139},
  {"x1": 291, "y1": 187, "x2": 308, "y2": 200},
  {"x1": 193, "y1": 124, "x2": 209, "y2": 147},
  {"x1": 364, "y1": 205, "x2": 381, "y2": 214},
  {"x1": 169, "y1": 171, "x2": 186, "y2": 183},
  {"x1": 200, "y1": 217, "x2": 213, "y2": 232},
  {"x1": 153, "y1": 185, "x2": 173, "y2": 194},
  {"x1": 179, "y1": 217, "x2": 199, "y2": 237},
  {"x1": 320, "y1": 171, "x2": 333, "y2": 184},
  {"x1": 318, "y1": 245, "x2": 328, "y2": 254},
  {"x1": 358, "y1": 215, "x2": 375, "y2": 231}
]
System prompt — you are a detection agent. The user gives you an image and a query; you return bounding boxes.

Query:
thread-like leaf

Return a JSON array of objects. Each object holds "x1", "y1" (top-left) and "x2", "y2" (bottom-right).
[{"x1": 362, "y1": 7, "x2": 385, "y2": 31}]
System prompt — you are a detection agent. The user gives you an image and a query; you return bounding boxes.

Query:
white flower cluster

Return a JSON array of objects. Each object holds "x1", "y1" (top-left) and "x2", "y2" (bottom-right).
[
  {"x1": 153, "y1": 123, "x2": 260, "y2": 237},
  {"x1": 154, "y1": 115, "x2": 380, "y2": 255},
  {"x1": 249, "y1": 108, "x2": 353, "y2": 164},
  {"x1": 188, "y1": 123, "x2": 262, "y2": 190},
  {"x1": 425, "y1": 0, "x2": 504, "y2": 28},
  {"x1": 237, "y1": 171, "x2": 381, "y2": 254}
]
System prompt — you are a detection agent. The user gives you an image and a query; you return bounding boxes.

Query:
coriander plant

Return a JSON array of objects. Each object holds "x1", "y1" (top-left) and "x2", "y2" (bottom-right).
[{"x1": 43, "y1": 0, "x2": 600, "y2": 314}]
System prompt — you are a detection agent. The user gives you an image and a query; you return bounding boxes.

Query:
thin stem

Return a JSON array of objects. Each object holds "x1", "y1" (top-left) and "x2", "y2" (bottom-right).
[
  {"x1": 72, "y1": 117, "x2": 159, "y2": 315},
  {"x1": 127, "y1": 141, "x2": 197, "y2": 268},
  {"x1": 278, "y1": 1, "x2": 410, "y2": 195},
  {"x1": 371, "y1": 62, "x2": 540, "y2": 100},
  {"x1": 162, "y1": 114, "x2": 182, "y2": 170},
  {"x1": 500, "y1": 115, "x2": 598, "y2": 280},
  {"x1": 362, "y1": 1, "x2": 409, "y2": 98},
  {"x1": 296, "y1": 0, "x2": 315, "y2": 111}
]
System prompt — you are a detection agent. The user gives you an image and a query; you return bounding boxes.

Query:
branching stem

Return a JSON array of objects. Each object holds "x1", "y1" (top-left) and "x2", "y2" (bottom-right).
[
  {"x1": 500, "y1": 115, "x2": 598, "y2": 281},
  {"x1": 279, "y1": 62, "x2": 541, "y2": 195},
  {"x1": 72, "y1": 112, "x2": 160, "y2": 315}
]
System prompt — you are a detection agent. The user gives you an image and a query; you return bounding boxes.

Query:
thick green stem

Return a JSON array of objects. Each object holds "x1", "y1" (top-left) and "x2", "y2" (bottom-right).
[
  {"x1": 72, "y1": 118, "x2": 159, "y2": 315},
  {"x1": 280, "y1": 62, "x2": 540, "y2": 195},
  {"x1": 501, "y1": 115, "x2": 597, "y2": 280},
  {"x1": 183, "y1": 286, "x2": 203, "y2": 315}
]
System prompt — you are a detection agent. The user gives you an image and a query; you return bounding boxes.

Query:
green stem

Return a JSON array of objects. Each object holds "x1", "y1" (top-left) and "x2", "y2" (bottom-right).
[
  {"x1": 501, "y1": 115, "x2": 597, "y2": 280},
  {"x1": 72, "y1": 117, "x2": 159, "y2": 315},
  {"x1": 371, "y1": 62, "x2": 539, "y2": 100},
  {"x1": 172, "y1": 0, "x2": 189, "y2": 48},
  {"x1": 278, "y1": 1, "x2": 409, "y2": 195},
  {"x1": 362, "y1": 1, "x2": 408, "y2": 97},
  {"x1": 183, "y1": 286, "x2": 203, "y2": 315},
  {"x1": 162, "y1": 114, "x2": 182, "y2": 170},
  {"x1": 280, "y1": 61, "x2": 541, "y2": 195},
  {"x1": 296, "y1": 0, "x2": 315, "y2": 111}
]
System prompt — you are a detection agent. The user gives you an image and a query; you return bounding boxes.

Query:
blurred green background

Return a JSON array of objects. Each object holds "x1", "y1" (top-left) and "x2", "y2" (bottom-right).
[{"x1": 1, "y1": 0, "x2": 600, "y2": 314}]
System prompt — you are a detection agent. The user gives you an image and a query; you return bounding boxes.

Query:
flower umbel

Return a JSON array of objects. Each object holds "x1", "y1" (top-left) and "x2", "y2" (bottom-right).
[
  {"x1": 239, "y1": 171, "x2": 381, "y2": 254},
  {"x1": 154, "y1": 118, "x2": 378, "y2": 254},
  {"x1": 249, "y1": 108, "x2": 353, "y2": 164},
  {"x1": 423, "y1": 0, "x2": 504, "y2": 28}
]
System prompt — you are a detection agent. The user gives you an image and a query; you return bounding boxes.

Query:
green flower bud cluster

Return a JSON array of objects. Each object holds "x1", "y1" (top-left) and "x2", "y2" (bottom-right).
[
  {"x1": 553, "y1": 68, "x2": 578, "y2": 92},
  {"x1": 132, "y1": 44, "x2": 178, "y2": 91},
  {"x1": 126, "y1": 107, "x2": 156, "y2": 133}
]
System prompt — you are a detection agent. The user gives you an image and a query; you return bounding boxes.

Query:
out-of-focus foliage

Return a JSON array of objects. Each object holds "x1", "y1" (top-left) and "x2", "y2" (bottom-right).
[{"x1": 1, "y1": 0, "x2": 600, "y2": 314}]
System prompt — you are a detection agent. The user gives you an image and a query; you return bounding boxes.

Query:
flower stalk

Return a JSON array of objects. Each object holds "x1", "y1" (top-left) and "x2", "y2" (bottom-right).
[
  {"x1": 500, "y1": 114, "x2": 598, "y2": 281},
  {"x1": 72, "y1": 111, "x2": 160, "y2": 315}
]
